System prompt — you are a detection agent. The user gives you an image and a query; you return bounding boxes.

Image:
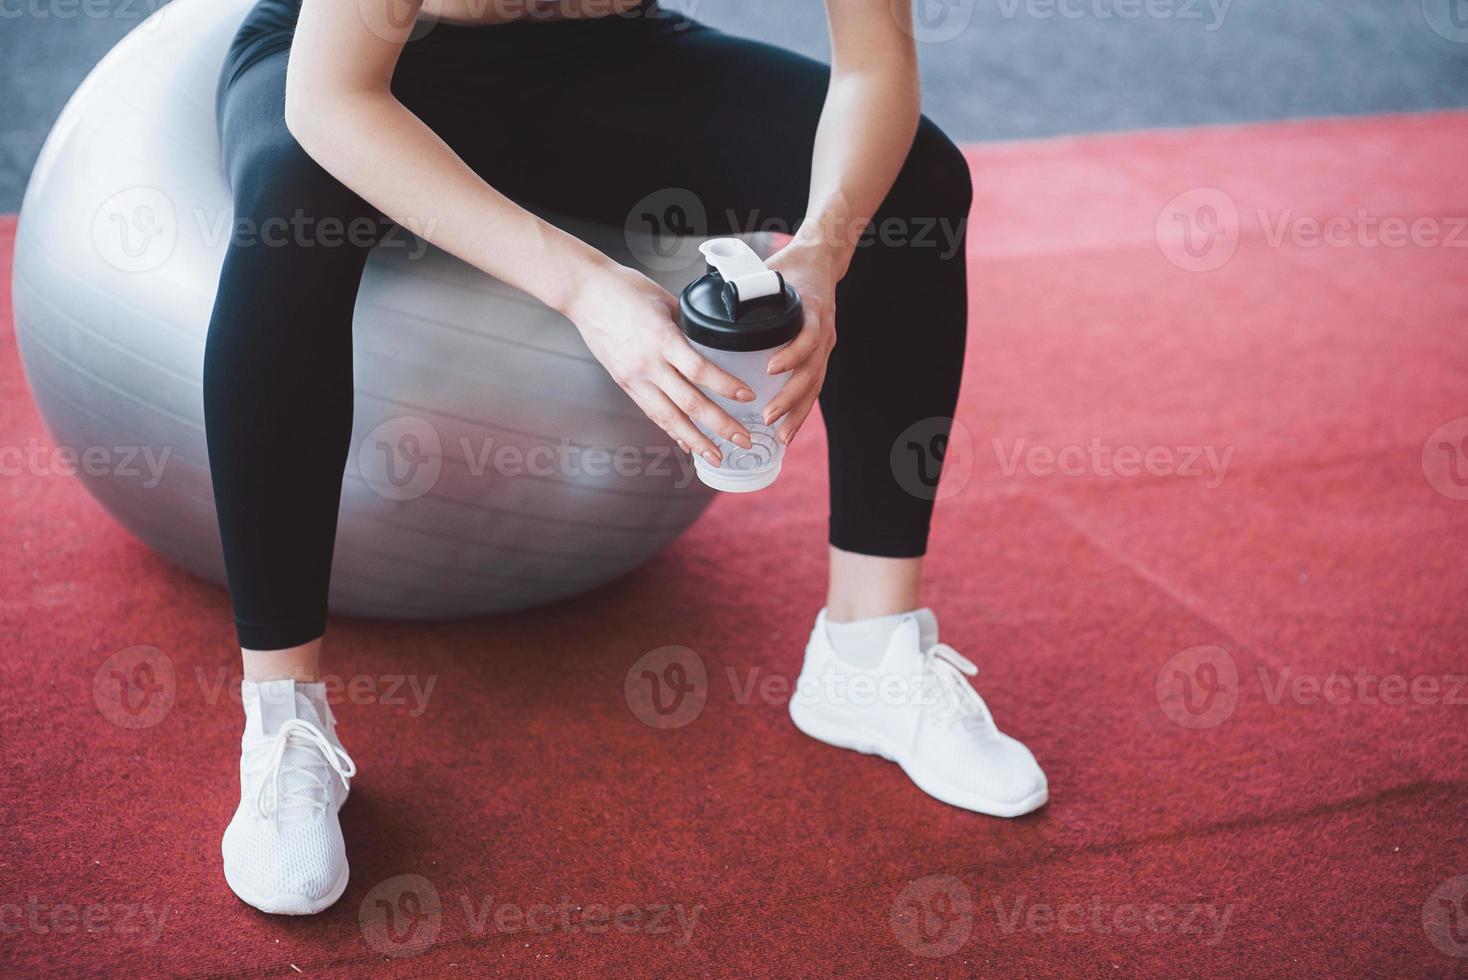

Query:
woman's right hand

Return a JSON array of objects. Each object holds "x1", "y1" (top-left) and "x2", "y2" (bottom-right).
[{"x1": 566, "y1": 261, "x2": 757, "y2": 465}]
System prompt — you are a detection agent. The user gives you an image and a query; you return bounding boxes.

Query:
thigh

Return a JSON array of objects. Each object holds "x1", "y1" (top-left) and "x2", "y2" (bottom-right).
[{"x1": 404, "y1": 16, "x2": 828, "y2": 238}]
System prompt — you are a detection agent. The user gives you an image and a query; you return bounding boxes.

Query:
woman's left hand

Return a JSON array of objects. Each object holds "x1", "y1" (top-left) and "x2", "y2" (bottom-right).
[{"x1": 761, "y1": 242, "x2": 841, "y2": 446}]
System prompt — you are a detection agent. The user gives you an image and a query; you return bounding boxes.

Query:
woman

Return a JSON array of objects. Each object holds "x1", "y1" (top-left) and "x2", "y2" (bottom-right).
[{"x1": 207, "y1": 0, "x2": 1047, "y2": 915}]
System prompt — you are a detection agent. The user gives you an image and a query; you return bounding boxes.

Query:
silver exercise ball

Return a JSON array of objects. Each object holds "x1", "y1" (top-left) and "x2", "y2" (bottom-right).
[{"x1": 12, "y1": 0, "x2": 748, "y2": 619}]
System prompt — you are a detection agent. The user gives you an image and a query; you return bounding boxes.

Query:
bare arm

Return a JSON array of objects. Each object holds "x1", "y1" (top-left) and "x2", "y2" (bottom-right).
[
  {"x1": 285, "y1": 0, "x2": 757, "y2": 462},
  {"x1": 283, "y1": 0, "x2": 924, "y2": 454},
  {"x1": 286, "y1": 0, "x2": 604, "y2": 313},
  {"x1": 762, "y1": 0, "x2": 923, "y2": 440},
  {"x1": 801, "y1": 0, "x2": 922, "y2": 273}
]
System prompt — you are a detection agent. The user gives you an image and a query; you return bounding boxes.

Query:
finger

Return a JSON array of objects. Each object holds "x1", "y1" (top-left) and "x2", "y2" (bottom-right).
[
  {"x1": 762, "y1": 364, "x2": 820, "y2": 425},
  {"x1": 779, "y1": 397, "x2": 819, "y2": 446},
  {"x1": 766, "y1": 323, "x2": 823, "y2": 375},
  {"x1": 628, "y1": 382, "x2": 723, "y2": 465},
  {"x1": 658, "y1": 369, "x2": 753, "y2": 450},
  {"x1": 628, "y1": 378, "x2": 725, "y2": 463},
  {"x1": 663, "y1": 340, "x2": 756, "y2": 403}
]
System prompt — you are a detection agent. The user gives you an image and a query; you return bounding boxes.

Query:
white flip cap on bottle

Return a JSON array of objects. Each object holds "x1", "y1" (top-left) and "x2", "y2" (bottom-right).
[{"x1": 699, "y1": 238, "x2": 782, "y2": 303}]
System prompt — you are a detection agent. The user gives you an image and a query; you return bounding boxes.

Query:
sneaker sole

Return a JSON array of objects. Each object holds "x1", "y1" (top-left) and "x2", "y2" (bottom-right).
[
  {"x1": 224, "y1": 859, "x2": 350, "y2": 916},
  {"x1": 788, "y1": 699, "x2": 1048, "y2": 818}
]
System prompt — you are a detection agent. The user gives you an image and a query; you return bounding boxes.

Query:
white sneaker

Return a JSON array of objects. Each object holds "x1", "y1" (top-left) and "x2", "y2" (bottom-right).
[
  {"x1": 789, "y1": 609, "x2": 1048, "y2": 817},
  {"x1": 222, "y1": 679, "x2": 356, "y2": 914}
]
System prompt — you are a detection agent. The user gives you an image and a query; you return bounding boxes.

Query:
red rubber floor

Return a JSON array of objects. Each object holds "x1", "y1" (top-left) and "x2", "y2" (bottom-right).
[{"x1": 2, "y1": 111, "x2": 1467, "y2": 977}]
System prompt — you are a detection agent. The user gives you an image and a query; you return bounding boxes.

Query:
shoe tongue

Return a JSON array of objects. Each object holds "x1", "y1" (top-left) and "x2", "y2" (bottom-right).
[
  {"x1": 912, "y1": 608, "x2": 939, "y2": 650},
  {"x1": 244, "y1": 678, "x2": 327, "y2": 740},
  {"x1": 243, "y1": 679, "x2": 334, "y2": 818},
  {"x1": 883, "y1": 608, "x2": 940, "y2": 661}
]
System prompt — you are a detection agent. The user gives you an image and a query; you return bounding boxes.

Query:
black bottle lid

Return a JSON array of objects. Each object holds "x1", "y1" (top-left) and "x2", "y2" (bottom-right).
[{"x1": 678, "y1": 238, "x2": 804, "y2": 352}]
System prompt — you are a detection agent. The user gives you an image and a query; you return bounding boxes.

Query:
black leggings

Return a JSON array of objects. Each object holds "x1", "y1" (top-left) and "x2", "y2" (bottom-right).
[{"x1": 206, "y1": 0, "x2": 972, "y2": 650}]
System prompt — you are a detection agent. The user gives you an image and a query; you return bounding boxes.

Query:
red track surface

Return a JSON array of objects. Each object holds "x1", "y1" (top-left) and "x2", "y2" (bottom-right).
[{"x1": 3, "y1": 112, "x2": 1467, "y2": 976}]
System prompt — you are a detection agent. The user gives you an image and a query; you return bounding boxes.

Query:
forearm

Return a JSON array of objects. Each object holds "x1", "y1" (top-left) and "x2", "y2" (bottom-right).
[
  {"x1": 794, "y1": 61, "x2": 921, "y2": 277},
  {"x1": 285, "y1": 92, "x2": 611, "y2": 315}
]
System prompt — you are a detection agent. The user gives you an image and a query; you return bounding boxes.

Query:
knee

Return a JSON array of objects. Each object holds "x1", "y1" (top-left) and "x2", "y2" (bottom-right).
[
  {"x1": 887, "y1": 118, "x2": 973, "y2": 222},
  {"x1": 227, "y1": 131, "x2": 381, "y2": 248}
]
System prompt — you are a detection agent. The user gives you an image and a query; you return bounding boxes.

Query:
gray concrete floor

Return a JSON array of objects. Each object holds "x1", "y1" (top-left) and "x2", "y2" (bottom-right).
[{"x1": 2, "y1": 0, "x2": 1466, "y2": 210}]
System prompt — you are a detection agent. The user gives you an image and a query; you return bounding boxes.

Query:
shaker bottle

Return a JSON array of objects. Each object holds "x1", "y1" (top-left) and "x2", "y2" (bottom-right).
[{"x1": 678, "y1": 238, "x2": 804, "y2": 492}]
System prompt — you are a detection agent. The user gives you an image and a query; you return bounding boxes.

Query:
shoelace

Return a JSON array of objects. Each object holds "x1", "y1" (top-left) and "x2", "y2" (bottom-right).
[
  {"x1": 248, "y1": 718, "x2": 357, "y2": 825},
  {"x1": 925, "y1": 643, "x2": 993, "y2": 730}
]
